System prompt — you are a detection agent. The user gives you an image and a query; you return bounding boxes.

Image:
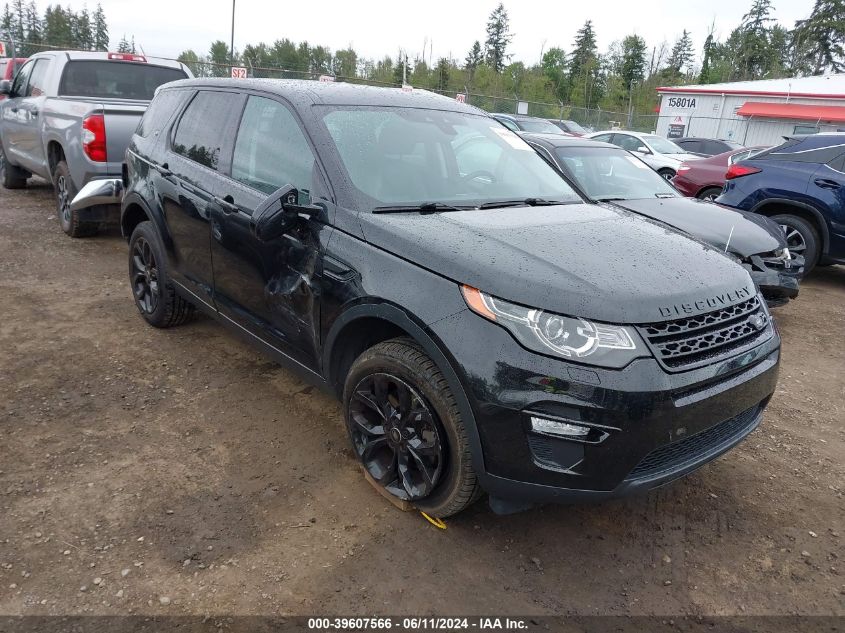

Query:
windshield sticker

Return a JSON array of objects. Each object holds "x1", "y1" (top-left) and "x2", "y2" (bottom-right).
[{"x1": 492, "y1": 127, "x2": 530, "y2": 150}]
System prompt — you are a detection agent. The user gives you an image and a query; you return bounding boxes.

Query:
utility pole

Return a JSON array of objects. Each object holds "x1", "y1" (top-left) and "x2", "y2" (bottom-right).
[
  {"x1": 230, "y1": 0, "x2": 236, "y2": 64},
  {"x1": 627, "y1": 79, "x2": 638, "y2": 129}
]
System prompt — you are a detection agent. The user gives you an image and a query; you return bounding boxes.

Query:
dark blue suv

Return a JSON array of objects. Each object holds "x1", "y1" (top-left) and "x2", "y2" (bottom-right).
[{"x1": 717, "y1": 134, "x2": 845, "y2": 275}]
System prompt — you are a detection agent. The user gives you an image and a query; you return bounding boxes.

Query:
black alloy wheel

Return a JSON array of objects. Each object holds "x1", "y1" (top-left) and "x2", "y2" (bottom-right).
[
  {"x1": 131, "y1": 236, "x2": 160, "y2": 315},
  {"x1": 347, "y1": 372, "x2": 445, "y2": 501}
]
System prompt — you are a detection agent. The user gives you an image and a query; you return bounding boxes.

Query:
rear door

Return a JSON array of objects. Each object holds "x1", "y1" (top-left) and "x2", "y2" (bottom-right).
[
  {"x1": 809, "y1": 152, "x2": 845, "y2": 257},
  {"x1": 209, "y1": 93, "x2": 331, "y2": 371},
  {"x1": 159, "y1": 89, "x2": 245, "y2": 305}
]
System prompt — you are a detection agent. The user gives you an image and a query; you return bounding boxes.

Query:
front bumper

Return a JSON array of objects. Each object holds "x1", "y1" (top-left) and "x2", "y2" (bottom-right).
[
  {"x1": 430, "y1": 309, "x2": 781, "y2": 508},
  {"x1": 744, "y1": 254, "x2": 804, "y2": 307}
]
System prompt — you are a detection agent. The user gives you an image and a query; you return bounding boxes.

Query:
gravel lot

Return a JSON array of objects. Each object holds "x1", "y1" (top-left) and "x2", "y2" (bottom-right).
[{"x1": 0, "y1": 180, "x2": 843, "y2": 618}]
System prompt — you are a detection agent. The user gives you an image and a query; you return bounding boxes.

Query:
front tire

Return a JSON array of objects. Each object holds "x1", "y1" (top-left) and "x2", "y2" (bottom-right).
[
  {"x1": 772, "y1": 214, "x2": 820, "y2": 277},
  {"x1": 128, "y1": 220, "x2": 194, "y2": 328},
  {"x1": 343, "y1": 338, "x2": 481, "y2": 518},
  {"x1": 0, "y1": 143, "x2": 27, "y2": 189},
  {"x1": 55, "y1": 161, "x2": 97, "y2": 237},
  {"x1": 657, "y1": 168, "x2": 676, "y2": 181}
]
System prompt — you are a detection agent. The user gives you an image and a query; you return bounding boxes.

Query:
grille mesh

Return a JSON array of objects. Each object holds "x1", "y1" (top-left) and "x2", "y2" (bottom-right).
[
  {"x1": 638, "y1": 296, "x2": 770, "y2": 370},
  {"x1": 627, "y1": 405, "x2": 761, "y2": 480}
]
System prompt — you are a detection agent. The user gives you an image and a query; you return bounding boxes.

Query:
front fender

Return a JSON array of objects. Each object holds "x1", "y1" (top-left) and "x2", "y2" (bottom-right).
[{"x1": 323, "y1": 301, "x2": 488, "y2": 478}]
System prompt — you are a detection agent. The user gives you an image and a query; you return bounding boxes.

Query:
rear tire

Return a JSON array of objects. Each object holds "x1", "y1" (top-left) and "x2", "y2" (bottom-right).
[
  {"x1": 697, "y1": 187, "x2": 723, "y2": 201},
  {"x1": 772, "y1": 214, "x2": 820, "y2": 277},
  {"x1": 55, "y1": 161, "x2": 97, "y2": 237},
  {"x1": 343, "y1": 338, "x2": 481, "y2": 518},
  {"x1": 128, "y1": 220, "x2": 195, "y2": 328},
  {"x1": 657, "y1": 168, "x2": 676, "y2": 181},
  {"x1": 0, "y1": 143, "x2": 27, "y2": 189}
]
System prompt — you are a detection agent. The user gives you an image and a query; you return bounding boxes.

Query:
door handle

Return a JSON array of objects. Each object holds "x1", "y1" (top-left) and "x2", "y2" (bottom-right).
[
  {"x1": 814, "y1": 178, "x2": 841, "y2": 190},
  {"x1": 213, "y1": 195, "x2": 239, "y2": 215},
  {"x1": 154, "y1": 162, "x2": 174, "y2": 179}
]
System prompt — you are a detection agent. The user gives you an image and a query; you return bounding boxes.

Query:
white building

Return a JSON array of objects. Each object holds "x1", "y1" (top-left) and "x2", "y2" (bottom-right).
[{"x1": 654, "y1": 74, "x2": 845, "y2": 147}]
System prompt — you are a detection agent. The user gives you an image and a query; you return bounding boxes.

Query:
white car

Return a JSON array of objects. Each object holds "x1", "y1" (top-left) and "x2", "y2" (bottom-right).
[{"x1": 584, "y1": 130, "x2": 701, "y2": 180}]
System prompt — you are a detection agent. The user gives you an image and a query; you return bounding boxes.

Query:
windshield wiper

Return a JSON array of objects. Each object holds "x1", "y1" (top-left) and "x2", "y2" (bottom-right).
[
  {"x1": 478, "y1": 198, "x2": 566, "y2": 209},
  {"x1": 595, "y1": 196, "x2": 627, "y2": 202},
  {"x1": 373, "y1": 202, "x2": 468, "y2": 215}
]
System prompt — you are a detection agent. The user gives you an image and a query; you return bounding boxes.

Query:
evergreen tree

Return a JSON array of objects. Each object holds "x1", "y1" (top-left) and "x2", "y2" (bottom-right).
[
  {"x1": 209, "y1": 40, "x2": 230, "y2": 76},
  {"x1": 23, "y1": 1, "x2": 41, "y2": 55},
  {"x1": 484, "y1": 3, "x2": 511, "y2": 73},
  {"x1": 699, "y1": 32, "x2": 715, "y2": 83},
  {"x1": 569, "y1": 20, "x2": 598, "y2": 80},
  {"x1": 434, "y1": 57, "x2": 451, "y2": 91},
  {"x1": 73, "y1": 6, "x2": 93, "y2": 50},
  {"x1": 177, "y1": 49, "x2": 203, "y2": 77},
  {"x1": 92, "y1": 3, "x2": 108, "y2": 51},
  {"x1": 393, "y1": 52, "x2": 411, "y2": 85},
  {"x1": 116, "y1": 34, "x2": 131, "y2": 53},
  {"x1": 620, "y1": 34, "x2": 647, "y2": 88},
  {"x1": 333, "y1": 47, "x2": 358, "y2": 78},
  {"x1": 666, "y1": 29, "x2": 694, "y2": 77},
  {"x1": 464, "y1": 40, "x2": 483, "y2": 84},
  {"x1": 737, "y1": 0, "x2": 777, "y2": 78},
  {"x1": 793, "y1": 0, "x2": 845, "y2": 74},
  {"x1": 569, "y1": 20, "x2": 601, "y2": 108}
]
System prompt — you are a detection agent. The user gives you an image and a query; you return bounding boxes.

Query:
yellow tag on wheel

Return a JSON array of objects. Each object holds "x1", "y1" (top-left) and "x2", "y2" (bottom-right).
[{"x1": 420, "y1": 511, "x2": 447, "y2": 529}]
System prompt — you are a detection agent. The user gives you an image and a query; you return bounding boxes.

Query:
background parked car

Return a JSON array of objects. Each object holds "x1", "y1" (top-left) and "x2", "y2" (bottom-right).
[
  {"x1": 585, "y1": 130, "x2": 701, "y2": 180},
  {"x1": 674, "y1": 137, "x2": 745, "y2": 157},
  {"x1": 674, "y1": 146, "x2": 769, "y2": 200},
  {"x1": 523, "y1": 133, "x2": 802, "y2": 306},
  {"x1": 548, "y1": 118, "x2": 588, "y2": 136},
  {"x1": 0, "y1": 57, "x2": 27, "y2": 100},
  {"x1": 492, "y1": 112, "x2": 571, "y2": 135},
  {"x1": 0, "y1": 50, "x2": 191, "y2": 237},
  {"x1": 717, "y1": 134, "x2": 845, "y2": 276}
]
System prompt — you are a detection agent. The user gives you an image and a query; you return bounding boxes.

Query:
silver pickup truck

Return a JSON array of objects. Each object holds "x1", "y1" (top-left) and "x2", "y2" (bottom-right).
[{"x1": 0, "y1": 51, "x2": 190, "y2": 236}]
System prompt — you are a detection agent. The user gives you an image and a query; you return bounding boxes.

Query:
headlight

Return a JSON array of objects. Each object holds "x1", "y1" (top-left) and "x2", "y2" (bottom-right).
[{"x1": 461, "y1": 286, "x2": 647, "y2": 369}]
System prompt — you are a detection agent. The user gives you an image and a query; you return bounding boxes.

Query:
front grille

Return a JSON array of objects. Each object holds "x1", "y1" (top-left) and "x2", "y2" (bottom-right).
[
  {"x1": 627, "y1": 404, "x2": 761, "y2": 480},
  {"x1": 638, "y1": 296, "x2": 771, "y2": 371}
]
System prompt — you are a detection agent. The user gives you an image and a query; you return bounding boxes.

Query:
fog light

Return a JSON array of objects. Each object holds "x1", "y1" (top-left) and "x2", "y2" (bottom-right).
[{"x1": 530, "y1": 416, "x2": 590, "y2": 438}]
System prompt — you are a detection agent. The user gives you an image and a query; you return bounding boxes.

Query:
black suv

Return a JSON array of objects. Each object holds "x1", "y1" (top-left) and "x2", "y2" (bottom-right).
[{"x1": 121, "y1": 79, "x2": 781, "y2": 516}]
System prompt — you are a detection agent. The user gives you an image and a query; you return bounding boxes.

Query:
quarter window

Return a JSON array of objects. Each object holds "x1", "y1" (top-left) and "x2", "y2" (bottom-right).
[
  {"x1": 138, "y1": 89, "x2": 188, "y2": 138},
  {"x1": 172, "y1": 91, "x2": 240, "y2": 170},
  {"x1": 231, "y1": 96, "x2": 315, "y2": 198}
]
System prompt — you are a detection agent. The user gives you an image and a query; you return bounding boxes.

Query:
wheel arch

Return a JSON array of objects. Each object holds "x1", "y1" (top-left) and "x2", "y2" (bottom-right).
[
  {"x1": 120, "y1": 191, "x2": 165, "y2": 242},
  {"x1": 323, "y1": 301, "x2": 488, "y2": 477},
  {"x1": 46, "y1": 140, "x2": 65, "y2": 182},
  {"x1": 752, "y1": 198, "x2": 830, "y2": 255}
]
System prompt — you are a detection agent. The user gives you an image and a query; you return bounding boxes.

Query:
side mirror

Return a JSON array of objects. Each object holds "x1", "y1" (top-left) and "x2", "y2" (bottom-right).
[
  {"x1": 0, "y1": 80, "x2": 12, "y2": 96},
  {"x1": 636, "y1": 145, "x2": 651, "y2": 154},
  {"x1": 250, "y1": 184, "x2": 322, "y2": 242}
]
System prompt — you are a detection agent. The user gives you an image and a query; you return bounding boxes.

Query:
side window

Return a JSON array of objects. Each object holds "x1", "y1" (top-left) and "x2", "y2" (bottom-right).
[
  {"x1": 25, "y1": 60, "x2": 49, "y2": 97},
  {"x1": 138, "y1": 89, "x2": 188, "y2": 138},
  {"x1": 231, "y1": 95, "x2": 315, "y2": 199},
  {"x1": 172, "y1": 91, "x2": 240, "y2": 171},
  {"x1": 592, "y1": 133, "x2": 613, "y2": 143},
  {"x1": 10, "y1": 59, "x2": 35, "y2": 97},
  {"x1": 615, "y1": 134, "x2": 642, "y2": 152}
]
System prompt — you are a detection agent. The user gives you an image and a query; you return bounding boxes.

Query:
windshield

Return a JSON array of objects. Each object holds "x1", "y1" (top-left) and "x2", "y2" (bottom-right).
[
  {"x1": 320, "y1": 107, "x2": 582, "y2": 207},
  {"x1": 58, "y1": 61, "x2": 187, "y2": 100},
  {"x1": 562, "y1": 120, "x2": 587, "y2": 134},
  {"x1": 518, "y1": 118, "x2": 565, "y2": 134},
  {"x1": 644, "y1": 135, "x2": 687, "y2": 154},
  {"x1": 553, "y1": 146, "x2": 678, "y2": 200}
]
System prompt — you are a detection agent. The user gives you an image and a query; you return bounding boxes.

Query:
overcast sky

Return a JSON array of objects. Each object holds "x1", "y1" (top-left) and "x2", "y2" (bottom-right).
[{"x1": 98, "y1": 0, "x2": 812, "y2": 65}]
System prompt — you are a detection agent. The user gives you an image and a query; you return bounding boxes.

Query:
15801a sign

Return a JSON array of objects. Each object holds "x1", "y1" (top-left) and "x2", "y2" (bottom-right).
[{"x1": 666, "y1": 97, "x2": 697, "y2": 109}]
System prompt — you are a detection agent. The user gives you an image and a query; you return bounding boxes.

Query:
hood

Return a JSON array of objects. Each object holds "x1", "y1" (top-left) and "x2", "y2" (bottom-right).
[
  {"x1": 610, "y1": 197, "x2": 786, "y2": 258},
  {"x1": 357, "y1": 204, "x2": 756, "y2": 325}
]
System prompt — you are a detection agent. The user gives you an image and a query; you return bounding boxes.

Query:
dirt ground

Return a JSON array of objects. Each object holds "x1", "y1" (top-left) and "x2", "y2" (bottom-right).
[{"x1": 0, "y1": 180, "x2": 843, "y2": 619}]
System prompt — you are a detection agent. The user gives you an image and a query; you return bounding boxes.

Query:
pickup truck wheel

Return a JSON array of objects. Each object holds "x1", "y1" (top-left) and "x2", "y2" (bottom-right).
[
  {"x1": 0, "y1": 144, "x2": 27, "y2": 189},
  {"x1": 55, "y1": 161, "x2": 97, "y2": 237},
  {"x1": 343, "y1": 338, "x2": 482, "y2": 518},
  {"x1": 128, "y1": 221, "x2": 195, "y2": 328},
  {"x1": 772, "y1": 214, "x2": 819, "y2": 277}
]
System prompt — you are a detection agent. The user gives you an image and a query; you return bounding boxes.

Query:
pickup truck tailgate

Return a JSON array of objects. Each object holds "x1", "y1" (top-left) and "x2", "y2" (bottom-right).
[{"x1": 102, "y1": 101, "x2": 148, "y2": 164}]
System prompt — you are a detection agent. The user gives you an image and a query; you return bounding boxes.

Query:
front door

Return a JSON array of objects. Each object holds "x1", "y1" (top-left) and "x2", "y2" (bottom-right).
[
  {"x1": 159, "y1": 89, "x2": 245, "y2": 305},
  {"x1": 1, "y1": 59, "x2": 43, "y2": 171},
  {"x1": 209, "y1": 94, "x2": 331, "y2": 372}
]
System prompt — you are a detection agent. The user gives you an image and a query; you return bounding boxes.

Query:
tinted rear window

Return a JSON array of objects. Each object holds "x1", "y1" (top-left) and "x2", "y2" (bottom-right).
[
  {"x1": 137, "y1": 89, "x2": 189, "y2": 138},
  {"x1": 758, "y1": 138, "x2": 845, "y2": 164},
  {"x1": 59, "y1": 61, "x2": 187, "y2": 100}
]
